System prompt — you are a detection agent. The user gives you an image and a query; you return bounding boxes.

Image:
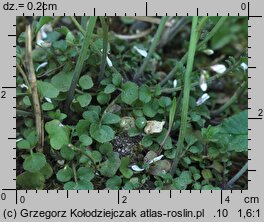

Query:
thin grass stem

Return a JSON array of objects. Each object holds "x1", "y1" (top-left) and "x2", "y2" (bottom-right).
[
  {"x1": 64, "y1": 17, "x2": 97, "y2": 114},
  {"x1": 133, "y1": 16, "x2": 168, "y2": 81},
  {"x1": 170, "y1": 17, "x2": 199, "y2": 176},
  {"x1": 98, "y1": 17, "x2": 108, "y2": 82}
]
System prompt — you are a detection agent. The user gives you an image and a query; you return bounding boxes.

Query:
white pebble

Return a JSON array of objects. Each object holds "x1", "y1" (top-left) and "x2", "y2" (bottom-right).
[{"x1": 144, "y1": 120, "x2": 165, "y2": 135}]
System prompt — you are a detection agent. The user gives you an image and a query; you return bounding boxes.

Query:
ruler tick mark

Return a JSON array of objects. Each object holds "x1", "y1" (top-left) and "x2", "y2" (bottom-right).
[{"x1": 117, "y1": 190, "x2": 120, "y2": 204}]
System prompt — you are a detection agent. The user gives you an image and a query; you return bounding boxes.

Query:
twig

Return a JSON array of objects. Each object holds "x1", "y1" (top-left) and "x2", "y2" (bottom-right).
[
  {"x1": 133, "y1": 16, "x2": 168, "y2": 81},
  {"x1": 25, "y1": 25, "x2": 44, "y2": 152},
  {"x1": 64, "y1": 17, "x2": 97, "y2": 114},
  {"x1": 211, "y1": 80, "x2": 247, "y2": 116},
  {"x1": 170, "y1": 17, "x2": 199, "y2": 176},
  {"x1": 72, "y1": 163, "x2": 78, "y2": 183},
  {"x1": 17, "y1": 63, "x2": 31, "y2": 93},
  {"x1": 128, "y1": 16, "x2": 173, "y2": 27},
  {"x1": 160, "y1": 16, "x2": 227, "y2": 86},
  {"x1": 114, "y1": 28, "x2": 152, "y2": 40},
  {"x1": 98, "y1": 17, "x2": 108, "y2": 82},
  {"x1": 225, "y1": 162, "x2": 248, "y2": 189}
]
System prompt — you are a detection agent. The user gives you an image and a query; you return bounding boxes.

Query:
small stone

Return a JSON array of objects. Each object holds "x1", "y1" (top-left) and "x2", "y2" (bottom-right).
[{"x1": 144, "y1": 120, "x2": 165, "y2": 135}]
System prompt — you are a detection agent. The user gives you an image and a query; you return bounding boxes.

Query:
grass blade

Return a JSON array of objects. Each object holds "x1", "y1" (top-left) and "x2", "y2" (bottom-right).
[{"x1": 64, "y1": 16, "x2": 97, "y2": 114}]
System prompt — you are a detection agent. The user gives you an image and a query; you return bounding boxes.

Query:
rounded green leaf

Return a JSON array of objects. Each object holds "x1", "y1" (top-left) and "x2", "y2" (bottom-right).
[
  {"x1": 76, "y1": 119, "x2": 90, "y2": 136},
  {"x1": 17, "y1": 172, "x2": 45, "y2": 189},
  {"x1": 42, "y1": 102, "x2": 54, "y2": 111},
  {"x1": 17, "y1": 139, "x2": 31, "y2": 150},
  {"x1": 79, "y1": 135, "x2": 93, "y2": 146},
  {"x1": 139, "y1": 85, "x2": 152, "y2": 103},
  {"x1": 106, "y1": 176, "x2": 122, "y2": 189},
  {"x1": 83, "y1": 111, "x2": 99, "y2": 123},
  {"x1": 189, "y1": 145, "x2": 203, "y2": 154},
  {"x1": 77, "y1": 94, "x2": 92, "y2": 107},
  {"x1": 99, "y1": 143, "x2": 113, "y2": 155},
  {"x1": 143, "y1": 100, "x2": 159, "y2": 117},
  {"x1": 23, "y1": 153, "x2": 47, "y2": 173},
  {"x1": 63, "y1": 181, "x2": 76, "y2": 190},
  {"x1": 45, "y1": 120, "x2": 70, "y2": 150},
  {"x1": 104, "y1": 84, "x2": 116, "y2": 94},
  {"x1": 51, "y1": 71, "x2": 74, "y2": 92},
  {"x1": 119, "y1": 157, "x2": 133, "y2": 179},
  {"x1": 121, "y1": 81, "x2": 139, "y2": 105},
  {"x1": 75, "y1": 180, "x2": 94, "y2": 190},
  {"x1": 77, "y1": 167, "x2": 95, "y2": 181},
  {"x1": 90, "y1": 123, "x2": 115, "y2": 143},
  {"x1": 56, "y1": 166, "x2": 73, "y2": 182},
  {"x1": 112, "y1": 73, "x2": 122, "y2": 86},
  {"x1": 158, "y1": 96, "x2": 172, "y2": 107},
  {"x1": 91, "y1": 150, "x2": 102, "y2": 162},
  {"x1": 26, "y1": 130, "x2": 38, "y2": 147},
  {"x1": 173, "y1": 171, "x2": 193, "y2": 189},
  {"x1": 79, "y1": 75, "x2": 93, "y2": 90},
  {"x1": 40, "y1": 163, "x2": 53, "y2": 179},
  {"x1": 141, "y1": 135, "x2": 153, "y2": 147},
  {"x1": 99, "y1": 153, "x2": 121, "y2": 177},
  {"x1": 60, "y1": 145, "x2": 75, "y2": 160},
  {"x1": 101, "y1": 113, "x2": 121, "y2": 124},
  {"x1": 135, "y1": 116, "x2": 147, "y2": 129},
  {"x1": 63, "y1": 180, "x2": 94, "y2": 190},
  {"x1": 97, "y1": 92, "x2": 110, "y2": 105},
  {"x1": 23, "y1": 96, "x2": 31, "y2": 106},
  {"x1": 37, "y1": 80, "x2": 59, "y2": 98}
]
